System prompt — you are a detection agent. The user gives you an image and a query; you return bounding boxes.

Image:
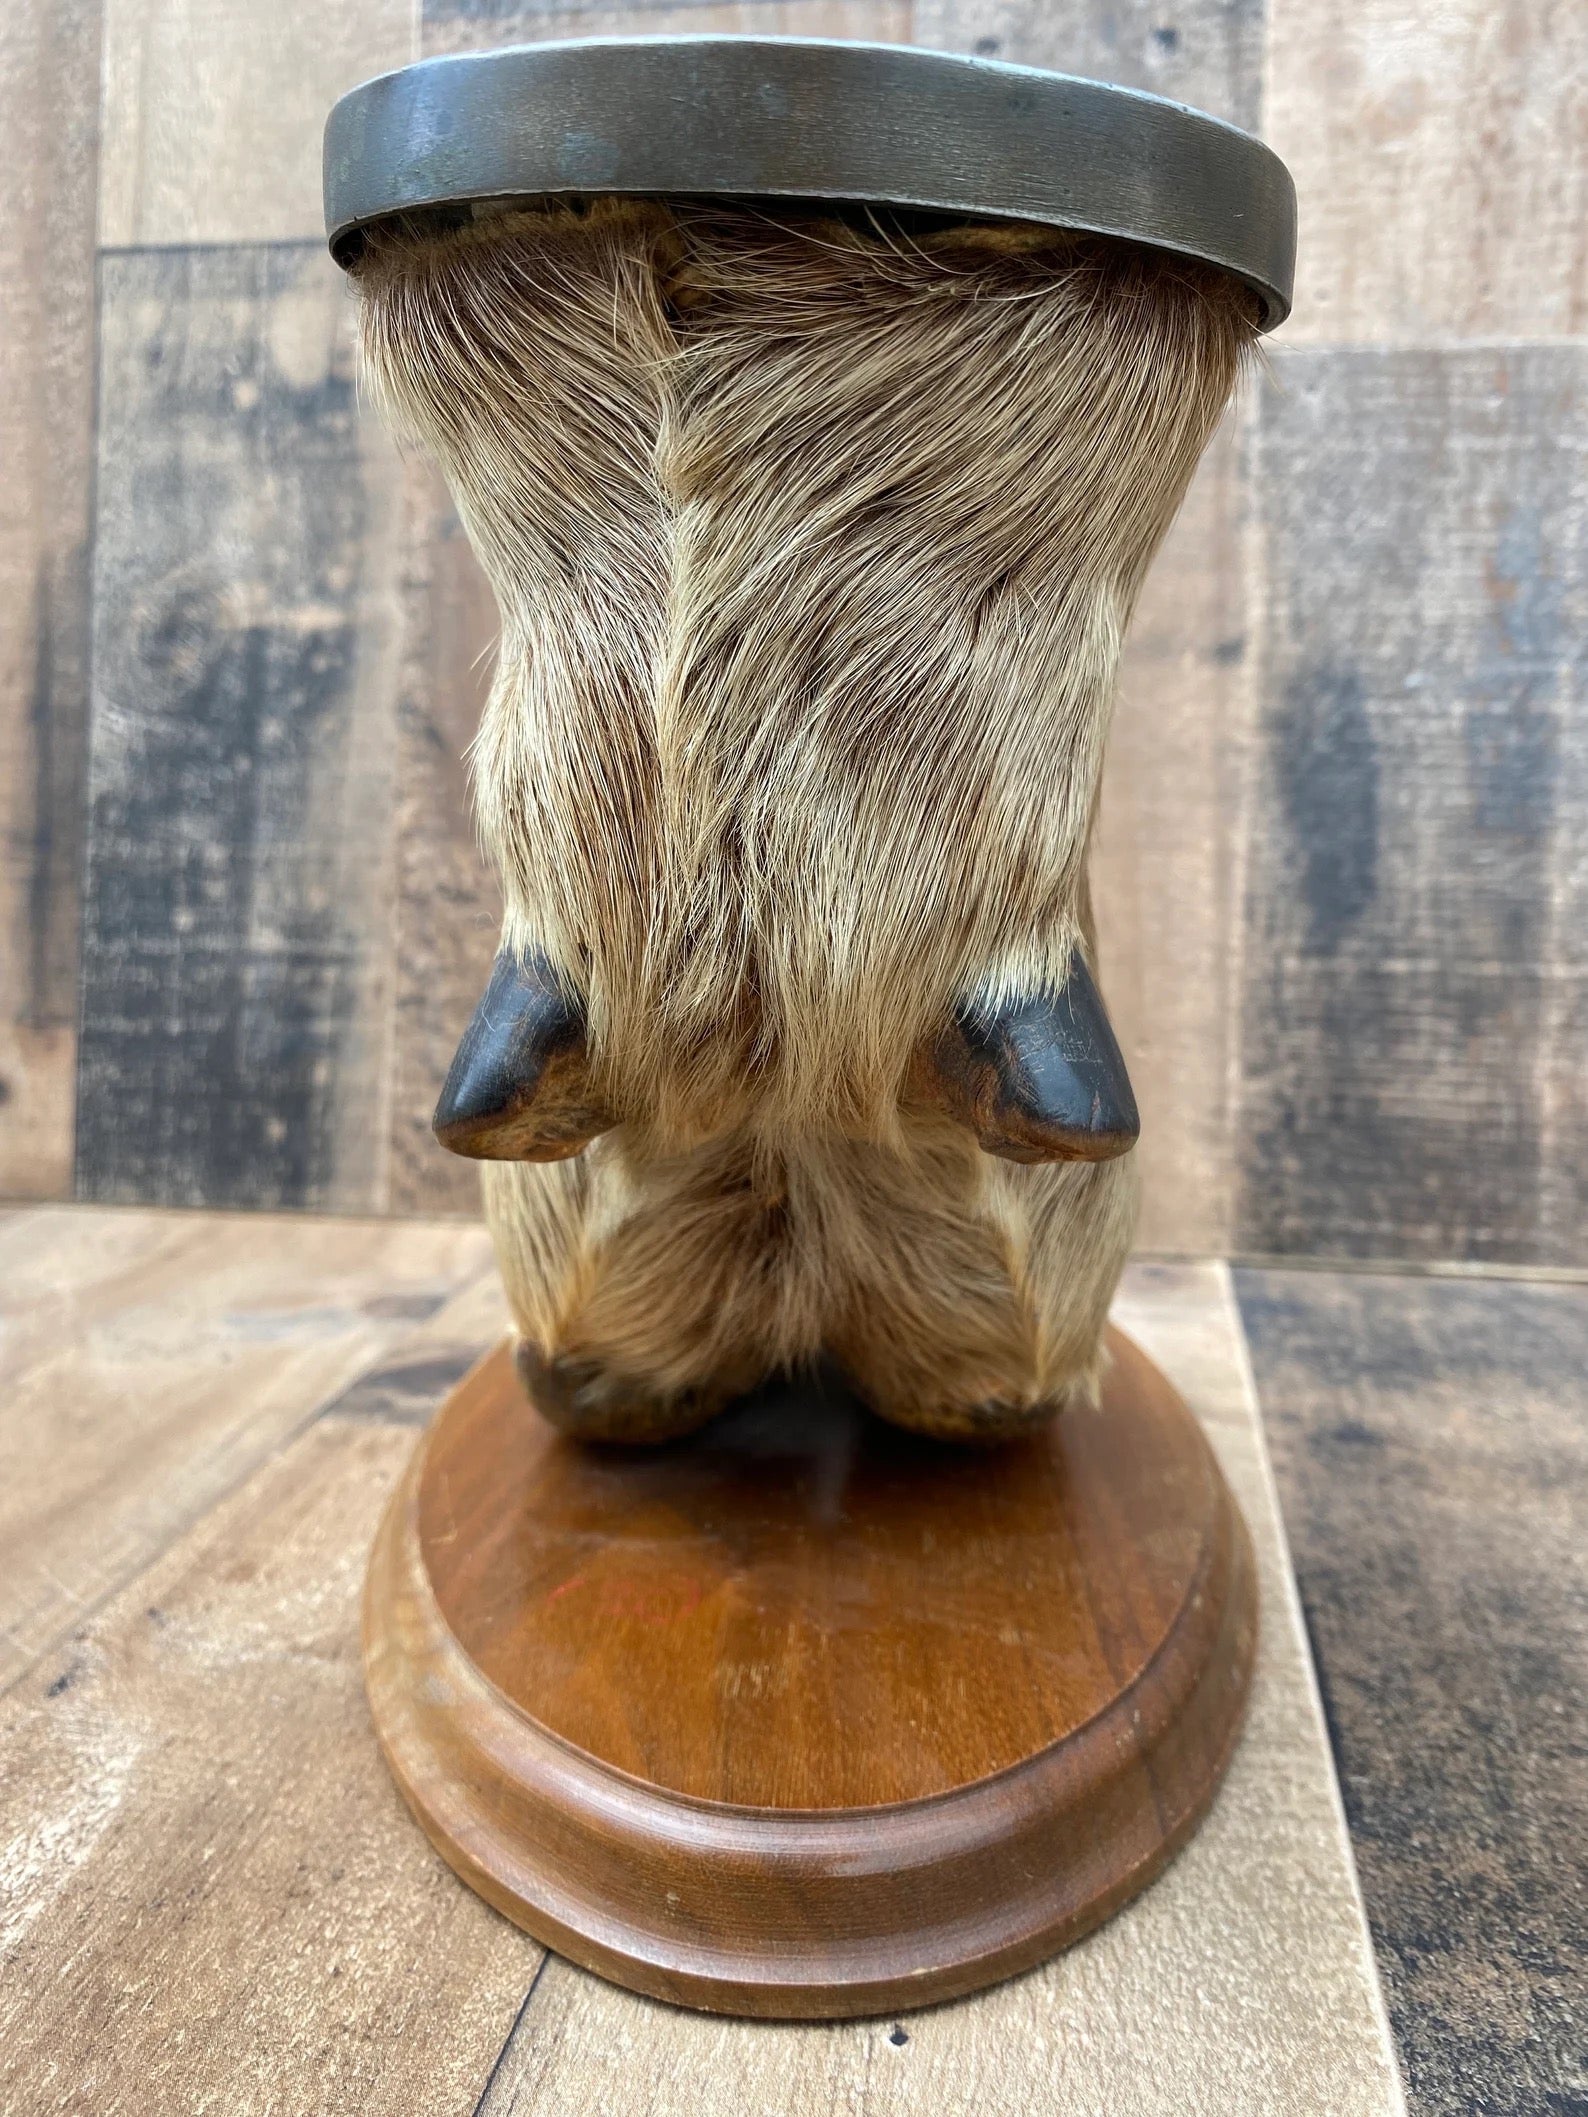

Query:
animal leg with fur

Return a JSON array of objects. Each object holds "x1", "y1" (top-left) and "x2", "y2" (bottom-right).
[
  {"x1": 482, "y1": 1136, "x2": 824, "y2": 1442},
  {"x1": 353, "y1": 201, "x2": 1257, "y2": 1445}
]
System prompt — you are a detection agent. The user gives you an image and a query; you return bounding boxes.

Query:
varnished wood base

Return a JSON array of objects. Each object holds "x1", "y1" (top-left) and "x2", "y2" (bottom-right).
[{"x1": 363, "y1": 1328, "x2": 1257, "y2": 2019}]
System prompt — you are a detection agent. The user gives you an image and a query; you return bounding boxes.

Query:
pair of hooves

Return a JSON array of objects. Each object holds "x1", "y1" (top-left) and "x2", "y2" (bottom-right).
[{"x1": 514, "y1": 1342, "x2": 1062, "y2": 1447}]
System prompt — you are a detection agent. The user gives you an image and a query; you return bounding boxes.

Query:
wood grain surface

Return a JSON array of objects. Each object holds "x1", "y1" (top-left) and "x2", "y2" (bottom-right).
[
  {"x1": 99, "y1": 0, "x2": 414, "y2": 244},
  {"x1": 423, "y1": 2, "x2": 913, "y2": 63},
  {"x1": 1238, "y1": 1265, "x2": 1588, "y2": 2117},
  {"x1": 364, "y1": 1328, "x2": 1256, "y2": 2014},
  {"x1": 0, "y1": 1222, "x2": 1404, "y2": 2112},
  {"x1": 1239, "y1": 345, "x2": 1588, "y2": 1266},
  {"x1": 0, "y1": 0, "x2": 100, "y2": 1201},
  {"x1": 908, "y1": 0, "x2": 1262, "y2": 129},
  {"x1": 1097, "y1": 406, "x2": 1257, "y2": 1255},
  {"x1": 0, "y1": 1207, "x2": 492, "y2": 1693},
  {"x1": 1269, "y1": 0, "x2": 1588, "y2": 342},
  {"x1": 0, "y1": 1414, "x2": 537, "y2": 2117},
  {"x1": 422, "y1": 0, "x2": 1261, "y2": 130}
]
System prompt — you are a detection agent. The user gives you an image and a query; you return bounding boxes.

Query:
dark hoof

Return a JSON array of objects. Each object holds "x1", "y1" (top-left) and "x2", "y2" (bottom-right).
[
  {"x1": 919, "y1": 948, "x2": 1139, "y2": 1164},
  {"x1": 514, "y1": 1341, "x2": 722, "y2": 1444},
  {"x1": 872, "y1": 1395, "x2": 1065, "y2": 1445},
  {"x1": 432, "y1": 948, "x2": 612, "y2": 1162}
]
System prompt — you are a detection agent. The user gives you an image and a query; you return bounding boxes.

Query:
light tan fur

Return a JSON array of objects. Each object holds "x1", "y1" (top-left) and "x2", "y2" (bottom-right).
[{"x1": 355, "y1": 201, "x2": 1254, "y2": 1438}]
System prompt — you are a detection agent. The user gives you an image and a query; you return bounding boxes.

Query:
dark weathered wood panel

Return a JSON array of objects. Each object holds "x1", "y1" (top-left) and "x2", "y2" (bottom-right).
[
  {"x1": 77, "y1": 245, "x2": 405, "y2": 1210},
  {"x1": 1237, "y1": 346, "x2": 1588, "y2": 1265},
  {"x1": 0, "y1": 0, "x2": 100, "y2": 1200},
  {"x1": 1269, "y1": 0, "x2": 1588, "y2": 342},
  {"x1": 1237, "y1": 1265, "x2": 1588, "y2": 2117}
]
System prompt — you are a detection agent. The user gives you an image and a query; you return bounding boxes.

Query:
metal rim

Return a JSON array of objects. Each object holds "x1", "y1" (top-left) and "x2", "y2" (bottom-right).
[{"x1": 324, "y1": 36, "x2": 1295, "y2": 329}]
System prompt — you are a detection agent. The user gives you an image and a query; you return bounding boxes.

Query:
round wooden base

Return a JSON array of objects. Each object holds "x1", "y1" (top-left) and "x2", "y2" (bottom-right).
[{"x1": 363, "y1": 1328, "x2": 1257, "y2": 2019}]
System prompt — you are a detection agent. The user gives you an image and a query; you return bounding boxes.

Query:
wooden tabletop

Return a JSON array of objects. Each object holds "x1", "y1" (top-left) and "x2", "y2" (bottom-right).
[
  {"x1": 0, "y1": 1205, "x2": 1578, "y2": 2114},
  {"x1": 1236, "y1": 1266, "x2": 1588, "y2": 2117}
]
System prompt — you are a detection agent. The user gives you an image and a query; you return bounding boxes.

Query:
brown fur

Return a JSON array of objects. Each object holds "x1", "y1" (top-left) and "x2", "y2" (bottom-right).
[{"x1": 354, "y1": 200, "x2": 1255, "y2": 1439}]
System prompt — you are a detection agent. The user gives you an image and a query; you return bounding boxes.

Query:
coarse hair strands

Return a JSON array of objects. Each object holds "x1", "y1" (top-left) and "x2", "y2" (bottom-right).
[{"x1": 353, "y1": 199, "x2": 1256, "y2": 1439}]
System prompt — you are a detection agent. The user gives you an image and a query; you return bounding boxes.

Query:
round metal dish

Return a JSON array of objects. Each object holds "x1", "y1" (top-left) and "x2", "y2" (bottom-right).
[{"x1": 323, "y1": 36, "x2": 1296, "y2": 328}]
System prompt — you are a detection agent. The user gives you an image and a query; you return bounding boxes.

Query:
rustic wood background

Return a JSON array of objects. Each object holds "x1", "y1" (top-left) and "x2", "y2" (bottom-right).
[{"x1": 2, "y1": 0, "x2": 1584, "y2": 1263}]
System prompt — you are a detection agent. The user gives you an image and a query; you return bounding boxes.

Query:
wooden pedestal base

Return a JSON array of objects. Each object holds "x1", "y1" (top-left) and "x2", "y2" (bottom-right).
[{"x1": 363, "y1": 1328, "x2": 1257, "y2": 2019}]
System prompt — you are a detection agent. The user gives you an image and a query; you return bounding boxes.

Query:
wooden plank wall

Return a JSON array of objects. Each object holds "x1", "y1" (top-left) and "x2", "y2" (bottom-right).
[
  {"x1": 0, "y1": 2, "x2": 101, "y2": 1201},
  {"x1": 78, "y1": 246, "x2": 404, "y2": 1208},
  {"x1": 0, "y1": 0, "x2": 1582, "y2": 1262}
]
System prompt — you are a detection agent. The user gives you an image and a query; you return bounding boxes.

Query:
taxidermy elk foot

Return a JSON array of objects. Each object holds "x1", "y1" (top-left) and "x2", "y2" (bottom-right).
[{"x1": 353, "y1": 199, "x2": 1256, "y2": 1450}]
